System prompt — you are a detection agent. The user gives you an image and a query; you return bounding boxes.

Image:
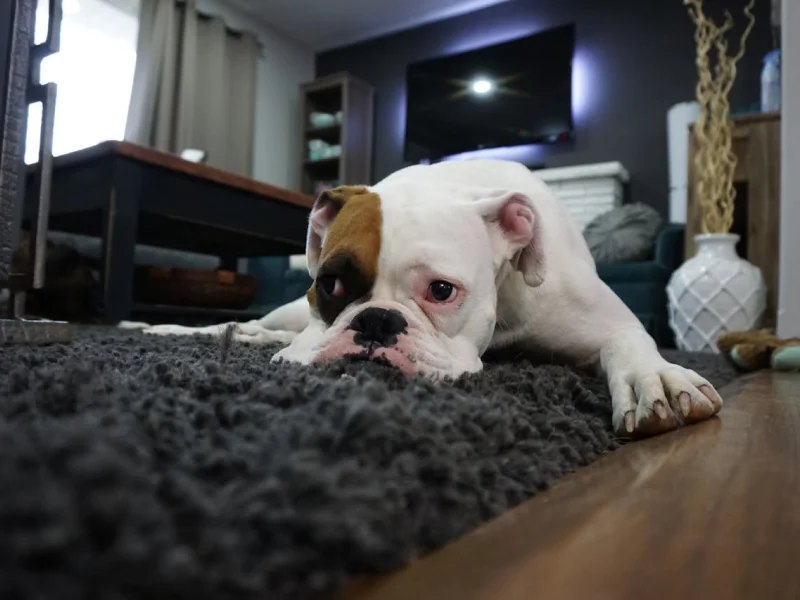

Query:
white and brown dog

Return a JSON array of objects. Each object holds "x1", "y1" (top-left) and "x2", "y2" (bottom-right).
[{"x1": 131, "y1": 159, "x2": 722, "y2": 437}]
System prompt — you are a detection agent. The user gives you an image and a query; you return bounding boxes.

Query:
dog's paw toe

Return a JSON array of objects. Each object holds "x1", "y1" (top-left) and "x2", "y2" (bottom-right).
[{"x1": 611, "y1": 363, "x2": 722, "y2": 438}]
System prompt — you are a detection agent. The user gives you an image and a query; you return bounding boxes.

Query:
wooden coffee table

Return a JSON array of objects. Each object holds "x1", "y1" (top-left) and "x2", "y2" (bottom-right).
[{"x1": 22, "y1": 141, "x2": 314, "y2": 323}]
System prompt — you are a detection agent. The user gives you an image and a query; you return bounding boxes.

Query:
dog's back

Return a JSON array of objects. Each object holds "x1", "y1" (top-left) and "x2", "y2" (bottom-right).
[{"x1": 374, "y1": 159, "x2": 595, "y2": 270}]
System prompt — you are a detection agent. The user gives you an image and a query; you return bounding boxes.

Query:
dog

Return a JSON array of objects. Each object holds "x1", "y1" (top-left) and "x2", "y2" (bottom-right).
[{"x1": 129, "y1": 159, "x2": 722, "y2": 437}]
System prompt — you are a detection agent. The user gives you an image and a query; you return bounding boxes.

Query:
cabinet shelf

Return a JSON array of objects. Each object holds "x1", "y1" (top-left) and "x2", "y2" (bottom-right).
[
  {"x1": 304, "y1": 124, "x2": 341, "y2": 145},
  {"x1": 298, "y1": 73, "x2": 374, "y2": 197}
]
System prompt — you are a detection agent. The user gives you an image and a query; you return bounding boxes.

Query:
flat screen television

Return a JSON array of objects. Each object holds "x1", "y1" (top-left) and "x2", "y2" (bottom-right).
[{"x1": 404, "y1": 24, "x2": 576, "y2": 163}]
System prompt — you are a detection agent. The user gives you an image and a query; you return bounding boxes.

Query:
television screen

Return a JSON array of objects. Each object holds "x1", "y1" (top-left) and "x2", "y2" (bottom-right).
[{"x1": 404, "y1": 24, "x2": 576, "y2": 162}]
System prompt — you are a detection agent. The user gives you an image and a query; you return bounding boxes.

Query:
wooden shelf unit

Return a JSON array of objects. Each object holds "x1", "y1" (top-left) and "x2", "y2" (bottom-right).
[
  {"x1": 298, "y1": 72, "x2": 374, "y2": 197},
  {"x1": 686, "y1": 111, "x2": 781, "y2": 326}
]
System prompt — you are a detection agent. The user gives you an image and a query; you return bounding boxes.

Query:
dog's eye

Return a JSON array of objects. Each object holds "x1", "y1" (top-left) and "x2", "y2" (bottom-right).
[
  {"x1": 426, "y1": 280, "x2": 456, "y2": 303},
  {"x1": 318, "y1": 275, "x2": 345, "y2": 298}
]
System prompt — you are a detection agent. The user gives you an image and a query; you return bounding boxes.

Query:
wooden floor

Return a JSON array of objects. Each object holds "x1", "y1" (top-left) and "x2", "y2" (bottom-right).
[{"x1": 342, "y1": 371, "x2": 800, "y2": 600}]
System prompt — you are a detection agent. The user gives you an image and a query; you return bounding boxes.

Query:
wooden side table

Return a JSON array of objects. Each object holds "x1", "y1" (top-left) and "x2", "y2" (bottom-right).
[
  {"x1": 23, "y1": 141, "x2": 314, "y2": 323},
  {"x1": 686, "y1": 112, "x2": 782, "y2": 326}
]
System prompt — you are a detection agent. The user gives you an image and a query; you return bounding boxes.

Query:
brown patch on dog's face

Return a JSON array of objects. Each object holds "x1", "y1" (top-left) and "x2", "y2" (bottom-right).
[
  {"x1": 307, "y1": 188, "x2": 382, "y2": 325},
  {"x1": 319, "y1": 185, "x2": 370, "y2": 209},
  {"x1": 320, "y1": 191, "x2": 382, "y2": 275},
  {"x1": 306, "y1": 285, "x2": 317, "y2": 311}
]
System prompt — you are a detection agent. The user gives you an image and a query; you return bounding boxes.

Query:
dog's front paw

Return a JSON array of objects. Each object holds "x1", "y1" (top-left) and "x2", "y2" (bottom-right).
[
  {"x1": 270, "y1": 342, "x2": 313, "y2": 365},
  {"x1": 609, "y1": 362, "x2": 723, "y2": 437}
]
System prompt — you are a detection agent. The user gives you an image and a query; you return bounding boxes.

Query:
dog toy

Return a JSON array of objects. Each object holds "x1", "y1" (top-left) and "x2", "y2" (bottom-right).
[{"x1": 716, "y1": 329, "x2": 800, "y2": 372}]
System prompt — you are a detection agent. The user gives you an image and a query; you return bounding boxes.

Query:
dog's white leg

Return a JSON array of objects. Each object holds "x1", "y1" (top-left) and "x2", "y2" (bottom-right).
[
  {"x1": 227, "y1": 296, "x2": 309, "y2": 344},
  {"x1": 486, "y1": 186, "x2": 723, "y2": 438},
  {"x1": 255, "y1": 296, "x2": 309, "y2": 332},
  {"x1": 231, "y1": 322, "x2": 297, "y2": 344},
  {"x1": 141, "y1": 320, "x2": 298, "y2": 345},
  {"x1": 570, "y1": 274, "x2": 722, "y2": 436},
  {"x1": 271, "y1": 315, "x2": 327, "y2": 364},
  {"x1": 142, "y1": 322, "x2": 231, "y2": 336},
  {"x1": 118, "y1": 321, "x2": 152, "y2": 330},
  {"x1": 139, "y1": 296, "x2": 309, "y2": 343},
  {"x1": 597, "y1": 323, "x2": 722, "y2": 436},
  {"x1": 506, "y1": 263, "x2": 722, "y2": 437}
]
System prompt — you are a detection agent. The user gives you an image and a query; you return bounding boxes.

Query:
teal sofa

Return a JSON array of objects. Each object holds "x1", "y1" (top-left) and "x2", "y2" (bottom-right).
[
  {"x1": 596, "y1": 223, "x2": 684, "y2": 349},
  {"x1": 248, "y1": 257, "x2": 312, "y2": 314}
]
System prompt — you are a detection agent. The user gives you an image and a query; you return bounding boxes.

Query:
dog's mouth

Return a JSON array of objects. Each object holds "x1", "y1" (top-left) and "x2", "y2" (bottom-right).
[
  {"x1": 343, "y1": 351, "x2": 392, "y2": 366},
  {"x1": 340, "y1": 347, "x2": 417, "y2": 377}
]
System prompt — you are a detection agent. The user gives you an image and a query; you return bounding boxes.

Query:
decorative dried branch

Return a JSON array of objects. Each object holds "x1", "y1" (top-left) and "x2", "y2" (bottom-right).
[{"x1": 684, "y1": 0, "x2": 756, "y2": 234}]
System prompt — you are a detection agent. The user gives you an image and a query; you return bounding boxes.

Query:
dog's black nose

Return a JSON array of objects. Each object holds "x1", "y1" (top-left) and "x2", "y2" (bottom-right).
[{"x1": 349, "y1": 308, "x2": 408, "y2": 348}]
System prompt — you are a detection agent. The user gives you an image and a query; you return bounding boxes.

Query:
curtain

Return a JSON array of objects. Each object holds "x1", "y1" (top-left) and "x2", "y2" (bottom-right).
[{"x1": 125, "y1": 0, "x2": 258, "y2": 176}]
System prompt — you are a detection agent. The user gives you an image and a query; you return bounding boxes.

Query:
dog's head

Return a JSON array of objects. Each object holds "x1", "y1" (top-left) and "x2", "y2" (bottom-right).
[{"x1": 298, "y1": 180, "x2": 545, "y2": 379}]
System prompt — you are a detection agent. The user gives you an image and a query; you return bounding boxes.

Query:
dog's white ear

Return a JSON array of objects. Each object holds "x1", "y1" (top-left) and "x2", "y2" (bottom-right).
[
  {"x1": 306, "y1": 185, "x2": 368, "y2": 278},
  {"x1": 474, "y1": 190, "x2": 545, "y2": 287}
]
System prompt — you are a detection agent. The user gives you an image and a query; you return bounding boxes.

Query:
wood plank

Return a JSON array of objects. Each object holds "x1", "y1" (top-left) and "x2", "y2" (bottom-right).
[
  {"x1": 744, "y1": 118, "x2": 782, "y2": 325},
  {"x1": 31, "y1": 141, "x2": 315, "y2": 209},
  {"x1": 115, "y1": 142, "x2": 315, "y2": 209},
  {"x1": 343, "y1": 371, "x2": 800, "y2": 600},
  {"x1": 685, "y1": 127, "x2": 702, "y2": 256},
  {"x1": 729, "y1": 111, "x2": 780, "y2": 126},
  {"x1": 685, "y1": 113, "x2": 781, "y2": 256}
]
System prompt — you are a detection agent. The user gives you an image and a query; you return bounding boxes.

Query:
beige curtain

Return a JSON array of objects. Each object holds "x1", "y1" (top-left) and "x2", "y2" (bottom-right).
[{"x1": 125, "y1": 0, "x2": 258, "y2": 176}]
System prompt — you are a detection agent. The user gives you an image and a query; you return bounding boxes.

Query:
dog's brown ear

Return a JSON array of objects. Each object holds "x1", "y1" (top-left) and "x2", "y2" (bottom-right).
[
  {"x1": 306, "y1": 185, "x2": 369, "y2": 277},
  {"x1": 474, "y1": 190, "x2": 545, "y2": 287}
]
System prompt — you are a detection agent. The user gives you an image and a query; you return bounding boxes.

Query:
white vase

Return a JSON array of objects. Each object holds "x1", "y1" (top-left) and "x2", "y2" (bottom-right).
[{"x1": 667, "y1": 233, "x2": 767, "y2": 353}]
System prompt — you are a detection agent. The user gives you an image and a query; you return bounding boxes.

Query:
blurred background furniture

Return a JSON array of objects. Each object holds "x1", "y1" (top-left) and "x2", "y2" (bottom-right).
[
  {"x1": 0, "y1": 0, "x2": 71, "y2": 344},
  {"x1": 597, "y1": 224, "x2": 685, "y2": 348},
  {"x1": 21, "y1": 141, "x2": 313, "y2": 323},
  {"x1": 685, "y1": 112, "x2": 781, "y2": 326},
  {"x1": 249, "y1": 256, "x2": 312, "y2": 314},
  {"x1": 180, "y1": 148, "x2": 208, "y2": 163},
  {"x1": 299, "y1": 73, "x2": 374, "y2": 196}
]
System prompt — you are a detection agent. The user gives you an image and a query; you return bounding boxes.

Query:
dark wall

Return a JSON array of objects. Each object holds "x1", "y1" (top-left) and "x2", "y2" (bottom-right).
[{"x1": 316, "y1": 0, "x2": 773, "y2": 216}]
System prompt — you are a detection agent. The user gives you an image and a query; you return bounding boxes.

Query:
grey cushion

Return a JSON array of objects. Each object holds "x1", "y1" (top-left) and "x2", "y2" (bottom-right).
[{"x1": 583, "y1": 203, "x2": 663, "y2": 264}]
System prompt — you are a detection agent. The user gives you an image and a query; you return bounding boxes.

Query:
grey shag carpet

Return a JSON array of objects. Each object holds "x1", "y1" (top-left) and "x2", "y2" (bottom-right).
[{"x1": 0, "y1": 326, "x2": 737, "y2": 600}]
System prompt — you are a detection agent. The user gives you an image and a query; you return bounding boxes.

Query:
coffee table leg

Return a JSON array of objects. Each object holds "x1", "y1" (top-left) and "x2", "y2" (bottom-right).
[{"x1": 101, "y1": 161, "x2": 140, "y2": 323}]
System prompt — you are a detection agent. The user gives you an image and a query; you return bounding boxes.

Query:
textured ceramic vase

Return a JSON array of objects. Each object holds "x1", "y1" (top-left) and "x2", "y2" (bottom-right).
[{"x1": 667, "y1": 233, "x2": 767, "y2": 353}]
